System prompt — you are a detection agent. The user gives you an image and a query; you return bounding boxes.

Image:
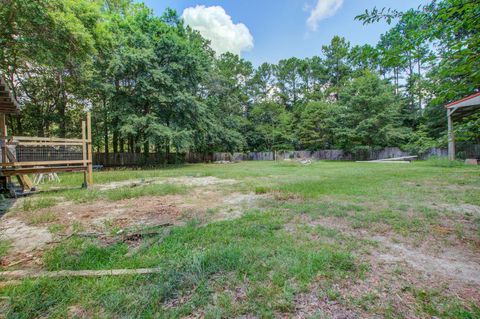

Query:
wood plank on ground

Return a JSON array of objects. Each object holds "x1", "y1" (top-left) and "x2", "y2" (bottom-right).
[
  {"x1": 0, "y1": 268, "x2": 163, "y2": 279},
  {"x1": 356, "y1": 161, "x2": 411, "y2": 164}
]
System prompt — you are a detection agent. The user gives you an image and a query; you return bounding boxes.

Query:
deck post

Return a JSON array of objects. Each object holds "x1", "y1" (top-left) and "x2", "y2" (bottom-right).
[
  {"x1": 86, "y1": 112, "x2": 93, "y2": 187},
  {"x1": 0, "y1": 114, "x2": 7, "y2": 190},
  {"x1": 447, "y1": 109, "x2": 455, "y2": 161},
  {"x1": 82, "y1": 120, "x2": 87, "y2": 188}
]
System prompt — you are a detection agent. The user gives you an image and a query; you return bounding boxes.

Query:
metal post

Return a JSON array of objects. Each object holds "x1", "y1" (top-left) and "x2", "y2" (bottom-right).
[{"x1": 447, "y1": 109, "x2": 455, "y2": 161}]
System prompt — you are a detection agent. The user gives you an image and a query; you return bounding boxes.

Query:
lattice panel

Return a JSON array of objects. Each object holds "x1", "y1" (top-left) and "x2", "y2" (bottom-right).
[{"x1": 15, "y1": 145, "x2": 83, "y2": 162}]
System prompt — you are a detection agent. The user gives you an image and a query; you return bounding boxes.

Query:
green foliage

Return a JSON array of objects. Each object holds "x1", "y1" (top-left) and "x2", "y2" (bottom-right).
[
  {"x1": 455, "y1": 114, "x2": 480, "y2": 144},
  {"x1": 248, "y1": 102, "x2": 293, "y2": 151},
  {"x1": 402, "y1": 124, "x2": 440, "y2": 155},
  {"x1": 357, "y1": 0, "x2": 480, "y2": 140},
  {"x1": 1, "y1": 0, "x2": 478, "y2": 157},
  {"x1": 297, "y1": 101, "x2": 337, "y2": 150},
  {"x1": 334, "y1": 71, "x2": 409, "y2": 151},
  {"x1": 322, "y1": 36, "x2": 351, "y2": 89}
]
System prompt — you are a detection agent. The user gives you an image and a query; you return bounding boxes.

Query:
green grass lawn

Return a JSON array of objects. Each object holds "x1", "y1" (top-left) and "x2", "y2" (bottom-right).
[{"x1": 1, "y1": 159, "x2": 479, "y2": 318}]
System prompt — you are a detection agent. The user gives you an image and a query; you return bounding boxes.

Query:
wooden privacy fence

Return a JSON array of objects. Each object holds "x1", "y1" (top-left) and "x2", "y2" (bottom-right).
[
  {"x1": 211, "y1": 147, "x2": 449, "y2": 162},
  {"x1": 92, "y1": 146, "x2": 463, "y2": 167}
]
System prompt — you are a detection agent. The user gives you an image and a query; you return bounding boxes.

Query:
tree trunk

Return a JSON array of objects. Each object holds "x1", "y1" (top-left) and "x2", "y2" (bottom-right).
[
  {"x1": 128, "y1": 136, "x2": 133, "y2": 153},
  {"x1": 417, "y1": 59, "x2": 422, "y2": 110},
  {"x1": 15, "y1": 115, "x2": 23, "y2": 135},
  {"x1": 164, "y1": 142, "x2": 170, "y2": 166},
  {"x1": 104, "y1": 110, "x2": 109, "y2": 155},
  {"x1": 113, "y1": 130, "x2": 118, "y2": 154},
  {"x1": 143, "y1": 139, "x2": 149, "y2": 161},
  {"x1": 119, "y1": 137, "x2": 125, "y2": 153},
  {"x1": 134, "y1": 136, "x2": 141, "y2": 154},
  {"x1": 57, "y1": 70, "x2": 67, "y2": 138}
]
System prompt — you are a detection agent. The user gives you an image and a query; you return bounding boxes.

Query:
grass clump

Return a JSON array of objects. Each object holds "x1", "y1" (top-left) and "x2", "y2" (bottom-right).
[
  {"x1": 31, "y1": 183, "x2": 187, "y2": 207},
  {"x1": 0, "y1": 239, "x2": 11, "y2": 258},
  {"x1": 48, "y1": 224, "x2": 66, "y2": 234},
  {"x1": 27, "y1": 211, "x2": 58, "y2": 225},
  {"x1": 21, "y1": 197, "x2": 58, "y2": 212},
  {"x1": 104, "y1": 183, "x2": 187, "y2": 201},
  {"x1": 423, "y1": 157, "x2": 466, "y2": 168},
  {"x1": 254, "y1": 186, "x2": 269, "y2": 194}
]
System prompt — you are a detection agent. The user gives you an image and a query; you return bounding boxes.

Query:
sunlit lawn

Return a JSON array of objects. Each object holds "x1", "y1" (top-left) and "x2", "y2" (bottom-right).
[{"x1": 1, "y1": 159, "x2": 479, "y2": 318}]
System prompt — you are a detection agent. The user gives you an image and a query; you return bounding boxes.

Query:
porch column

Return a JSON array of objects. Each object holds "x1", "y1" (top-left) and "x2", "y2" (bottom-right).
[{"x1": 447, "y1": 109, "x2": 455, "y2": 161}]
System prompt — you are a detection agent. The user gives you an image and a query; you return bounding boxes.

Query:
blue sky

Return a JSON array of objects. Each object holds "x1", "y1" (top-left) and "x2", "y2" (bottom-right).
[{"x1": 141, "y1": 0, "x2": 428, "y2": 66}]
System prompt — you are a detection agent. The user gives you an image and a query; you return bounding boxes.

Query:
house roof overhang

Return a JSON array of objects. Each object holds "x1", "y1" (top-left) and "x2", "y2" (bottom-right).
[{"x1": 446, "y1": 92, "x2": 480, "y2": 120}]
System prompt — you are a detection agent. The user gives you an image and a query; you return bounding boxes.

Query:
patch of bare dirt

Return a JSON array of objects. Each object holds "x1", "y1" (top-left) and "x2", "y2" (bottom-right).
[
  {"x1": 311, "y1": 214, "x2": 480, "y2": 290},
  {"x1": 97, "y1": 176, "x2": 238, "y2": 191},
  {"x1": 294, "y1": 288, "x2": 361, "y2": 319},
  {"x1": 437, "y1": 203, "x2": 480, "y2": 216},
  {"x1": 86, "y1": 198, "x2": 182, "y2": 230},
  {"x1": 286, "y1": 213, "x2": 480, "y2": 316},
  {"x1": 0, "y1": 218, "x2": 51, "y2": 269},
  {"x1": 67, "y1": 305, "x2": 103, "y2": 319},
  {"x1": 374, "y1": 235, "x2": 480, "y2": 286},
  {"x1": 0, "y1": 218, "x2": 52, "y2": 253},
  {"x1": 166, "y1": 176, "x2": 238, "y2": 187},
  {"x1": 215, "y1": 193, "x2": 269, "y2": 221}
]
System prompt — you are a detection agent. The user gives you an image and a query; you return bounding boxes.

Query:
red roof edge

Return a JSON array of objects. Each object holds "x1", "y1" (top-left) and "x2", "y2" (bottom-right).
[{"x1": 446, "y1": 92, "x2": 480, "y2": 108}]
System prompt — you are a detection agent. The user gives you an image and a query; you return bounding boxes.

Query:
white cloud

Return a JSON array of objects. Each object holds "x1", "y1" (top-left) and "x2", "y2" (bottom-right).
[
  {"x1": 306, "y1": 0, "x2": 344, "y2": 31},
  {"x1": 182, "y1": 5, "x2": 254, "y2": 56}
]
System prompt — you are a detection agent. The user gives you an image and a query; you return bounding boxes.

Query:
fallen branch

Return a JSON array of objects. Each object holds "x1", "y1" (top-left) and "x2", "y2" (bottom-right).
[
  {"x1": 5, "y1": 257, "x2": 33, "y2": 268},
  {"x1": 0, "y1": 268, "x2": 163, "y2": 279},
  {"x1": 50, "y1": 223, "x2": 174, "y2": 244}
]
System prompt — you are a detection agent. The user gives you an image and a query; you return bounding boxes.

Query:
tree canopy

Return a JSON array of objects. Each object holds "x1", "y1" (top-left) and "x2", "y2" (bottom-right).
[{"x1": 0, "y1": 0, "x2": 478, "y2": 159}]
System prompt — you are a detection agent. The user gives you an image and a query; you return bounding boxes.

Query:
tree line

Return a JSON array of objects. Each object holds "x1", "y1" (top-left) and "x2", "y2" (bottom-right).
[{"x1": 1, "y1": 0, "x2": 478, "y2": 160}]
